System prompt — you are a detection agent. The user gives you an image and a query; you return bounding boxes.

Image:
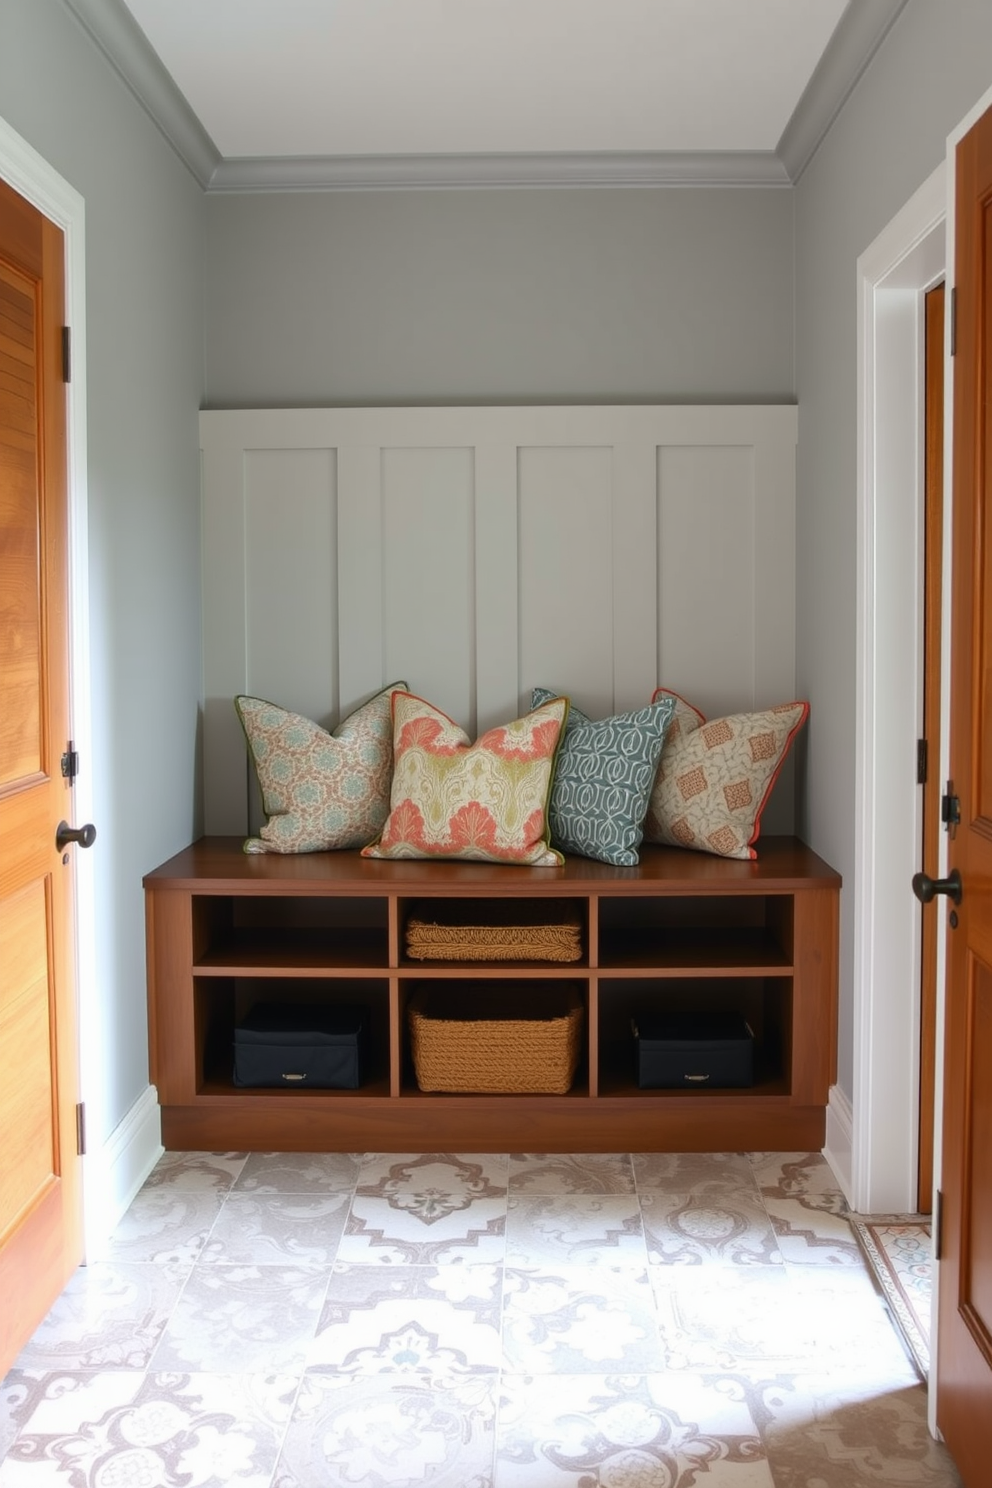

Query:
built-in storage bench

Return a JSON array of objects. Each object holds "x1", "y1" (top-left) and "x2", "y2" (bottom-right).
[{"x1": 143, "y1": 835, "x2": 840, "y2": 1152}]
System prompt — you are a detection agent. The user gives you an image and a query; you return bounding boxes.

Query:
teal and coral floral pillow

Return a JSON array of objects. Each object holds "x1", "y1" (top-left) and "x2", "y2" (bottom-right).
[
  {"x1": 642, "y1": 689, "x2": 809, "y2": 860},
  {"x1": 531, "y1": 687, "x2": 676, "y2": 865},
  {"x1": 235, "y1": 683, "x2": 407, "y2": 853},
  {"x1": 362, "y1": 691, "x2": 568, "y2": 865}
]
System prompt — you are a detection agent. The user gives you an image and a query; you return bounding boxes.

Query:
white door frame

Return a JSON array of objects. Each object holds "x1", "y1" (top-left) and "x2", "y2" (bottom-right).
[
  {"x1": 850, "y1": 163, "x2": 946, "y2": 1214},
  {"x1": 0, "y1": 116, "x2": 100, "y2": 1249}
]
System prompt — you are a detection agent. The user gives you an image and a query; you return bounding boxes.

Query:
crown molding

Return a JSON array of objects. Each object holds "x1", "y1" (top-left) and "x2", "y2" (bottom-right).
[
  {"x1": 776, "y1": 0, "x2": 909, "y2": 183},
  {"x1": 62, "y1": 0, "x2": 905, "y2": 194},
  {"x1": 62, "y1": 0, "x2": 220, "y2": 186},
  {"x1": 206, "y1": 150, "x2": 790, "y2": 194}
]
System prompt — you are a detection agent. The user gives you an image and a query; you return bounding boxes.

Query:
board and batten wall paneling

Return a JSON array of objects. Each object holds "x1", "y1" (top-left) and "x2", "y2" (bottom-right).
[{"x1": 201, "y1": 406, "x2": 798, "y2": 836}]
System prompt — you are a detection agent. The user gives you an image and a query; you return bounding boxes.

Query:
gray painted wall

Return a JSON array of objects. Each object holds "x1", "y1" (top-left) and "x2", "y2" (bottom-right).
[
  {"x1": 204, "y1": 187, "x2": 795, "y2": 406},
  {"x1": 794, "y1": 0, "x2": 992, "y2": 1097},
  {"x1": 1, "y1": 0, "x2": 205, "y2": 1145}
]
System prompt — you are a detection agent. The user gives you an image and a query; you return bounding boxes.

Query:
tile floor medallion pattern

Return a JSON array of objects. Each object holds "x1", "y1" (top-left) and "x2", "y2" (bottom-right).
[
  {"x1": 849, "y1": 1215, "x2": 933, "y2": 1377},
  {"x1": 0, "y1": 1150, "x2": 964, "y2": 1487}
]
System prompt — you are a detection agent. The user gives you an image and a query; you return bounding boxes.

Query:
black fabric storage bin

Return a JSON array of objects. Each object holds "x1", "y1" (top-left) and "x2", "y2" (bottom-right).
[
  {"x1": 633, "y1": 1011, "x2": 754, "y2": 1089},
  {"x1": 233, "y1": 1003, "x2": 366, "y2": 1089}
]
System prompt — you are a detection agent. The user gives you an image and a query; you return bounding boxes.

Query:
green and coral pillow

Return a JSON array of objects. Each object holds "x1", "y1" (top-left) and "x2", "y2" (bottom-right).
[
  {"x1": 531, "y1": 687, "x2": 676, "y2": 865},
  {"x1": 362, "y1": 691, "x2": 568, "y2": 866},
  {"x1": 643, "y1": 689, "x2": 809, "y2": 860},
  {"x1": 235, "y1": 683, "x2": 407, "y2": 853}
]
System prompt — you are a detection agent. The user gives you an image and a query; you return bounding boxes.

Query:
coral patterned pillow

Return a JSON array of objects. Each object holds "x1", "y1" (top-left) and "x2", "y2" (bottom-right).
[
  {"x1": 236, "y1": 683, "x2": 407, "y2": 853},
  {"x1": 362, "y1": 691, "x2": 568, "y2": 866},
  {"x1": 642, "y1": 690, "x2": 809, "y2": 860}
]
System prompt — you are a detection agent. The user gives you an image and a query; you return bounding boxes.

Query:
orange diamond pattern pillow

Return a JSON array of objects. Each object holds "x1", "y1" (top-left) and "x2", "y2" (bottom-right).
[
  {"x1": 642, "y1": 690, "x2": 809, "y2": 860},
  {"x1": 362, "y1": 691, "x2": 568, "y2": 865}
]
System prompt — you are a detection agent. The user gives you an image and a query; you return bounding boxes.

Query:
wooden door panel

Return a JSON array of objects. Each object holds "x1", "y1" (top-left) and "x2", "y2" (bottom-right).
[
  {"x1": 982, "y1": 196, "x2": 992, "y2": 824},
  {"x1": 0, "y1": 261, "x2": 43, "y2": 787},
  {"x1": 964, "y1": 961, "x2": 992, "y2": 1342},
  {"x1": 0, "y1": 878, "x2": 57, "y2": 1234}
]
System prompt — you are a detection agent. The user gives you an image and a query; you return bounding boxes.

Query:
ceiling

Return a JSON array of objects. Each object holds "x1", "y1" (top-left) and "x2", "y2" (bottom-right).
[{"x1": 68, "y1": 0, "x2": 909, "y2": 190}]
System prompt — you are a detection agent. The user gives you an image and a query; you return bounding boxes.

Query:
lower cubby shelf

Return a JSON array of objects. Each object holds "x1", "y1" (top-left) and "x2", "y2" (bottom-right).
[
  {"x1": 597, "y1": 976, "x2": 790, "y2": 1095},
  {"x1": 195, "y1": 976, "x2": 392, "y2": 1095}
]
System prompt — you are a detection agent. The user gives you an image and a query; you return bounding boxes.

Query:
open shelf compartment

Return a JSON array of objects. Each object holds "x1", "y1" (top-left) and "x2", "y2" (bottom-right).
[{"x1": 192, "y1": 894, "x2": 389, "y2": 972}]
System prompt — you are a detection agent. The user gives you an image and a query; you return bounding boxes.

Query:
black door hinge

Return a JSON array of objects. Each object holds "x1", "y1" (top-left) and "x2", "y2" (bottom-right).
[
  {"x1": 933, "y1": 1189, "x2": 943, "y2": 1262},
  {"x1": 62, "y1": 325, "x2": 71, "y2": 383},
  {"x1": 917, "y1": 738, "x2": 928, "y2": 786},
  {"x1": 75, "y1": 1101, "x2": 86, "y2": 1157},
  {"x1": 942, "y1": 783, "x2": 961, "y2": 837},
  {"x1": 61, "y1": 742, "x2": 79, "y2": 784}
]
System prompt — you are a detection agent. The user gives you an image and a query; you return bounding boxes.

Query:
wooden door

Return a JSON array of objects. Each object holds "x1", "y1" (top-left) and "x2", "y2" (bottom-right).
[
  {"x1": 936, "y1": 102, "x2": 992, "y2": 1485},
  {"x1": 0, "y1": 176, "x2": 83, "y2": 1374}
]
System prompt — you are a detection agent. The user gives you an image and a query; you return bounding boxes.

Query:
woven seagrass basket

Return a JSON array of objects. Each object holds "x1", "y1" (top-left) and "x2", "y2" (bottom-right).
[
  {"x1": 405, "y1": 900, "x2": 583, "y2": 963},
  {"x1": 408, "y1": 984, "x2": 584, "y2": 1094}
]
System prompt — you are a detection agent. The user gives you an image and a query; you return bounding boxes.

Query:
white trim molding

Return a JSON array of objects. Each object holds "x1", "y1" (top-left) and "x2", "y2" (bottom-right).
[
  {"x1": 853, "y1": 161, "x2": 945, "y2": 1214},
  {"x1": 207, "y1": 151, "x2": 790, "y2": 194},
  {"x1": 83, "y1": 1086, "x2": 163, "y2": 1257},
  {"x1": 776, "y1": 0, "x2": 909, "y2": 183},
  {"x1": 61, "y1": 0, "x2": 220, "y2": 187},
  {"x1": 824, "y1": 1083, "x2": 855, "y2": 1206}
]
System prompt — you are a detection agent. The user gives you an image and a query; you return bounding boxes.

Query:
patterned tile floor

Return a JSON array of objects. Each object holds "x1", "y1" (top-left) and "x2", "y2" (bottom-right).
[{"x1": 0, "y1": 1151, "x2": 964, "y2": 1487}]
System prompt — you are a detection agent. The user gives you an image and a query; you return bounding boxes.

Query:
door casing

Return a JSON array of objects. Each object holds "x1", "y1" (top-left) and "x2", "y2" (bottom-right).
[{"x1": 848, "y1": 164, "x2": 945, "y2": 1215}]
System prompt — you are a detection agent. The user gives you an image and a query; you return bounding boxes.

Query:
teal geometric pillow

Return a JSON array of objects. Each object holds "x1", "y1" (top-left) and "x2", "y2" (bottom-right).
[
  {"x1": 531, "y1": 687, "x2": 677, "y2": 865},
  {"x1": 235, "y1": 682, "x2": 407, "y2": 853}
]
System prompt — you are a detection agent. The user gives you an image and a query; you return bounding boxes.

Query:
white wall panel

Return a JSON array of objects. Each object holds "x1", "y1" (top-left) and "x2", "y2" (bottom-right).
[
  {"x1": 381, "y1": 447, "x2": 475, "y2": 730},
  {"x1": 200, "y1": 406, "x2": 798, "y2": 835},
  {"x1": 657, "y1": 445, "x2": 757, "y2": 717},
  {"x1": 244, "y1": 448, "x2": 338, "y2": 721},
  {"x1": 518, "y1": 446, "x2": 614, "y2": 717}
]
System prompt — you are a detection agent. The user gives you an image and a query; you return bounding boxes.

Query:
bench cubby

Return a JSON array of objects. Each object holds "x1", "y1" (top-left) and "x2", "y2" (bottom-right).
[{"x1": 144, "y1": 835, "x2": 839, "y2": 1152}]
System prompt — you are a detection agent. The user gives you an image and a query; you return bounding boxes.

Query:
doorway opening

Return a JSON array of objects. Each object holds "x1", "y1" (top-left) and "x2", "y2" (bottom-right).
[{"x1": 848, "y1": 164, "x2": 946, "y2": 1215}]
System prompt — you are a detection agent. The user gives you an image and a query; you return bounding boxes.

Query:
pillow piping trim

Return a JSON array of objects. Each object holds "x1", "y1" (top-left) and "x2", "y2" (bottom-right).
[{"x1": 742, "y1": 699, "x2": 810, "y2": 859}]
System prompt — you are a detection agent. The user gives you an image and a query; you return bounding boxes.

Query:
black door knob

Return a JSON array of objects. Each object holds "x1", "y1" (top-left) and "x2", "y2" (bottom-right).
[
  {"x1": 911, "y1": 867, "x2": 962, "y2": 905},
  {"x1": 56, "y1": 821, "x2": 97, "y2": 852}
]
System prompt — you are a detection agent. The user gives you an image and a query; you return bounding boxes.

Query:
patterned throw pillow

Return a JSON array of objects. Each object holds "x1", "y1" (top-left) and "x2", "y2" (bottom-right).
[
  {"x1": 362, "y1": 691, "x2": 568, "y2": 866},
  {"x1": 235, "y1": 683, "x2": 407, "y2": 853},
  {"x1": 531, "y1": 687, "x2": 677, "y2": 865},
  {"x1": 642, "y1": 690, "x2": 809, "y2": 860}
]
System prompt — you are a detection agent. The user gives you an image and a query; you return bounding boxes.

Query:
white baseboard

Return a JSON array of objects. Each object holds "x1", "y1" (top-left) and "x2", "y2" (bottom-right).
[
  {"x1": 83, "y1": 1084, "x2": 163, "y2": 1257},
  {"x1": 823, "y1": 1082, "x2": 855, "y2": 1207}
]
